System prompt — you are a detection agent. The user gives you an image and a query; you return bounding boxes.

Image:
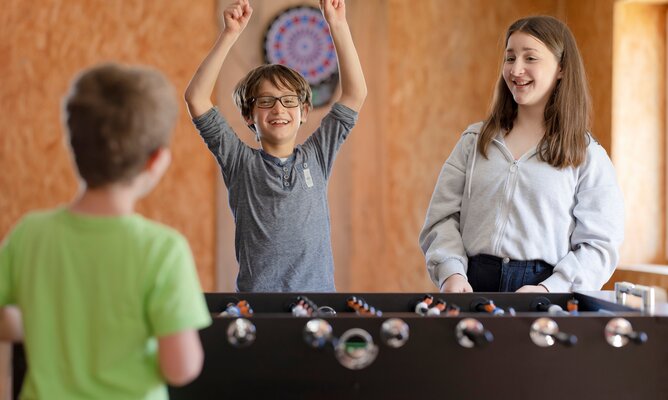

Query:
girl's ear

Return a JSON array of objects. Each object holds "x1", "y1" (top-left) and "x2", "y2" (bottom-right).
[{"x1": 300, "y1": 103, "x2": 311, "y2": 125}]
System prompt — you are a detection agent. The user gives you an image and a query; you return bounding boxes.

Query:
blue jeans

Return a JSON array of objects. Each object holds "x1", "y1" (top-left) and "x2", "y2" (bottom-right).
[{"x1": 466, "y1": 254, "x2": 554, "y2": 292}]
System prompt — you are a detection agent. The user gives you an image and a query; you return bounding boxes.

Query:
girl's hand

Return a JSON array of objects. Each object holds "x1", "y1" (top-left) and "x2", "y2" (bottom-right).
[
  {"x1": 516, "y1": 285, "x2": 549, "y2": 293},
  {"x1": 223, "y1": 0, "x2": 253, "y2": 35},
  {"x1": 441, "y1": 274, "x2": 473, "y2": 293},
  {"x1": 319, "y1": 0, "x2": 346, "y2": 26}
]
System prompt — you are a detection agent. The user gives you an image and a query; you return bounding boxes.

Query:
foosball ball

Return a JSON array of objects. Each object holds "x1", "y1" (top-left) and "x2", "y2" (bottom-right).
[
  {"x1": 166, "y1": 283, "x2": 668, "y2": 400},
  {"x1": 10, "y1": 284, "x2": 668, "y2": 399}
]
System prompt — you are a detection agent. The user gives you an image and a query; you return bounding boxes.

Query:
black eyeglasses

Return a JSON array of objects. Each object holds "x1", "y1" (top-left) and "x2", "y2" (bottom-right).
[{"x1": 251, "y1": 95, "x2": 301, "y2": 109}]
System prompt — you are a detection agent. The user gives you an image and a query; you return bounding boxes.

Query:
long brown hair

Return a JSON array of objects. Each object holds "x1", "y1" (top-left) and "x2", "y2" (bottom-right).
[{"x1": 478, "y1": 15, "x2": 591, "y2": 168}]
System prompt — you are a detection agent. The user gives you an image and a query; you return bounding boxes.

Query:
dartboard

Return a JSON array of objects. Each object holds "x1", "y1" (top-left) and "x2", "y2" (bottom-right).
[{"x1": 264, "y1": 6, "x2": 339, "y2": 86}]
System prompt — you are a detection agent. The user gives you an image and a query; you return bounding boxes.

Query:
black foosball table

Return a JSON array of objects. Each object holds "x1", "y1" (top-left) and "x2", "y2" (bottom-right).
[{"x1": 12, "y1": 284, "x2": 668, "y2": 399}]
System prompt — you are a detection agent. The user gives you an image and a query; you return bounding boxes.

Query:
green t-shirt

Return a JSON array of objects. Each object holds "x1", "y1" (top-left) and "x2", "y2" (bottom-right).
[{"x1": 0, "y1": 208, "x2": 212, "y2": 400}]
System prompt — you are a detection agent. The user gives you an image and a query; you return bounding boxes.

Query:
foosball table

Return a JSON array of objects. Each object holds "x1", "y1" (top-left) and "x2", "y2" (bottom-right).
[
  {"x1": 168, "y1": 283, "x2": 668, "y2": 399},
  {"x1": 11, "y1": 283, "x2": 668, "y2": 399}
]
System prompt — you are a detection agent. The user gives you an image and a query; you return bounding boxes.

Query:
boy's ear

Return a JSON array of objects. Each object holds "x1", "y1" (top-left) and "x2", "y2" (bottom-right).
[
  {"x1": 145, "y1": 147, "x2": 171, "y2": 175},
  {"x1": 244, "y1": 115, "x2": 257, "y2": 132},
  {"x1": 300, "y1": 104, "x2": 311, "y2": 125}
]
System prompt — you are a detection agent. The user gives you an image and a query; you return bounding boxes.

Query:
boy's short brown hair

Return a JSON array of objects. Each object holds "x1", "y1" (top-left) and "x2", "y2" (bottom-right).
[
  {"x1": 233, "y1": 64, "x2": 312, "y2": 121},
  {"x1": 64, "y1": 63, "x2": 178, "y2": 188}
]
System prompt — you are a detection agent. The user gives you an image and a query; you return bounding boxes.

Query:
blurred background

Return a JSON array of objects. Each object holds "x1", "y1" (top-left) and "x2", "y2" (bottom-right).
[
  {"x1": 3, "y1": 0, "x2": 668, "y2": 292},
  {"x1": 3, "y1": 0, "x2": 668, "y2": 396}
]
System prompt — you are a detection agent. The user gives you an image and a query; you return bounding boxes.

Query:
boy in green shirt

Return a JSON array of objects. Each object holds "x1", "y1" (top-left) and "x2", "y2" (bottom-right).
[{"x1": 0, "y1": 63, "x2": 212, "y2": 399}]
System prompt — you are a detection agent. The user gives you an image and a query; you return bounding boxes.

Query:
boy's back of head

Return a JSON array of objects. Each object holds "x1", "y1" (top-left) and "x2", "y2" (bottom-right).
[{"x1": 64, "y1": 63, "x2": 178, "y2": 188}]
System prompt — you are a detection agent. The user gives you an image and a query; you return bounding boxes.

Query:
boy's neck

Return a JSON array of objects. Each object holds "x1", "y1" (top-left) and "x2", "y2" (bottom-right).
[
  {"x1": 69, "y1": 185, "x2": 137, "y2": 216},
  {"x1": 261, "y1": 142, "x2": 295, "y2": 159}
]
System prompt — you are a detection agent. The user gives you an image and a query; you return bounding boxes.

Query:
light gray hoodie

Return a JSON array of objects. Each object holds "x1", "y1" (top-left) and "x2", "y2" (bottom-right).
[{"x1": 419, "y1": 122, "x2": 624, "y2": 292}]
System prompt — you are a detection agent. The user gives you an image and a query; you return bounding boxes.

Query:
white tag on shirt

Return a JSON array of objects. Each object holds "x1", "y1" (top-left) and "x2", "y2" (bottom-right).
[{"x1": 303, "y1": 168, "x2": 314, "y2": 188}]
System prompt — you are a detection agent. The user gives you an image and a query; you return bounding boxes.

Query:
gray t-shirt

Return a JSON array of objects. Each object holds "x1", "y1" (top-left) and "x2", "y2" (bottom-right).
[{"x1": 194, "y1": 103, "x2": 358, "y2": 292}]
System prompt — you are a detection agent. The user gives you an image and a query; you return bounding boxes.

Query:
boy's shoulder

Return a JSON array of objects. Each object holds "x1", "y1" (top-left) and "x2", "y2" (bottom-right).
[
  {"x1": 10, "y1": 207, "x2": 66, "y2": 234},
  {"x1": 11, "y1": 207, "x2": 185, "y2": 246}
]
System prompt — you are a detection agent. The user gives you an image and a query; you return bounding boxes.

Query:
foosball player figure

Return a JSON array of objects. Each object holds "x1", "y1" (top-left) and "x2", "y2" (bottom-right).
[
  {"x1": 415, "y1": 294, "x2": 434, "y2": 316},
  {"x1": 427, "y1": 299, "x2": 446, "y2": 316},
  {"x1": 347, "y1": 296, "x2": 368, "y2": 313},
  {"x1": 480, "y1": 299, "x2": 505, "y2": 316},
  {"x1": 445, "y1": 304, "x2": 461, "y2": 317},
  {"x1": 237, "y1": 300, "x2": 253, "y2": 317},
  {"x1": 346, "y1": 296, "x2": 361, "y2": 312},
  {"x1": 567, "y1": 299, "x2": 579, "y2": 315},
  {"x1": 291, "y1": 298, "x2": 310, "y2": 317},
  {"x1": 219, "y1": 302, "x2": 242, "y2": 317},
  {"x1": 362, "y1": 304, "x2": 383, "y2": 317}
]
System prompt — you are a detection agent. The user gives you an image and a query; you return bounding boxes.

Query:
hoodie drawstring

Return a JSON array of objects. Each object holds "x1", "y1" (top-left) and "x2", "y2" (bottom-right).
[{"x1": 468, "y1": 136, "x2": 478, "y2": 199}]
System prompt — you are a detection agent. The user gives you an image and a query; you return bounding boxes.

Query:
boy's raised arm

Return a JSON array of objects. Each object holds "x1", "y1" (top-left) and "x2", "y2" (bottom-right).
[
  {"x1": 320, "y1": 0, "x2": 367, "y2": 112},
  {"x1": 184, "y1": 0, "x2": 253, "y2": 118}
]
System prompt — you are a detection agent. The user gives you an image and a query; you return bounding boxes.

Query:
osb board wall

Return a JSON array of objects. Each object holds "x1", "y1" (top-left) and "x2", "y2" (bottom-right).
[{"x1": 0, "y1": 0, "x2": 218, "y2": 291}]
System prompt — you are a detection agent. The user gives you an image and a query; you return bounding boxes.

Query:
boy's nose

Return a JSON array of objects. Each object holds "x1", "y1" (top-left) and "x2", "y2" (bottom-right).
[{"x1": 271, "y1": 103, "x2": 287, "y2": 112}]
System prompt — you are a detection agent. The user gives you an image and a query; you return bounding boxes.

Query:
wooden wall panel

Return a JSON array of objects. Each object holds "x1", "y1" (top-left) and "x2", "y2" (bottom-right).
[{"x1": 612, "y1": 3, "x2": 667, "y2": 265}]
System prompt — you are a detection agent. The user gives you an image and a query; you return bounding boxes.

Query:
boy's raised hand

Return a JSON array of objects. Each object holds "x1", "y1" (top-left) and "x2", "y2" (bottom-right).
[
  {"x1": 319, "y1": 0, "x2": 346, "y2": 26},
  {"x1": 223, "y1": 0, "x2": 253, "y2": 35}
]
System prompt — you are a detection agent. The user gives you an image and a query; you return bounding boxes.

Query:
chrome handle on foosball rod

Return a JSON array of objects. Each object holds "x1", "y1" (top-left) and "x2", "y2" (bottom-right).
[
  {"x1": 530, "y1": 318, "x2": 577, "y2": 347},
  {"x1": 614, "y1": 281, "x2": 655, "y2": 314},
  {"x1": 335, "y1": 328, "x2": 379, "y2": 370},
  {"x1": 304, "y1": 320, "x2": 380, "y2": 370},
  {"x1": 303, "y1": 318, "x2": 334, "y2": 349},
  {"x1": 604, "y1": 318, "x2": 648, "y2": 348},
  {"x1": 455, "y1": 318, "x2": 494, "y2": 348},
  {"x1": 226, "y1": 318, "x2": 257, "y2": 348},
  {"x1": 380, "y1": 318, "x2": 410, "y2": 348}
]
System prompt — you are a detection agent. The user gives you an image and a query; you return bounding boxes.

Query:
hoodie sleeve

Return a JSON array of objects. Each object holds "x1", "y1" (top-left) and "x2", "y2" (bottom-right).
[
  {"x1": 541, "y1": 141, "x2": 625, "y2": 292},
  {"x1": 419, "y1": 131, "x2": 478, "y2": 289}
]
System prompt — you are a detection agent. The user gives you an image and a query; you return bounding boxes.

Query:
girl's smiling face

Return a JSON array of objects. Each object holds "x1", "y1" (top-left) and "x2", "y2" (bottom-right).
[{"x1": 503, "y1": 31, "x2": 562, "y2": 111}]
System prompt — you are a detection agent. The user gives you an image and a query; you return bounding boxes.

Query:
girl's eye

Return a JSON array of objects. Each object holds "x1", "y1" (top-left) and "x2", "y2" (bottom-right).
[{"x1": 505, "y1": 57, "x2": 515, "y2": 62}]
